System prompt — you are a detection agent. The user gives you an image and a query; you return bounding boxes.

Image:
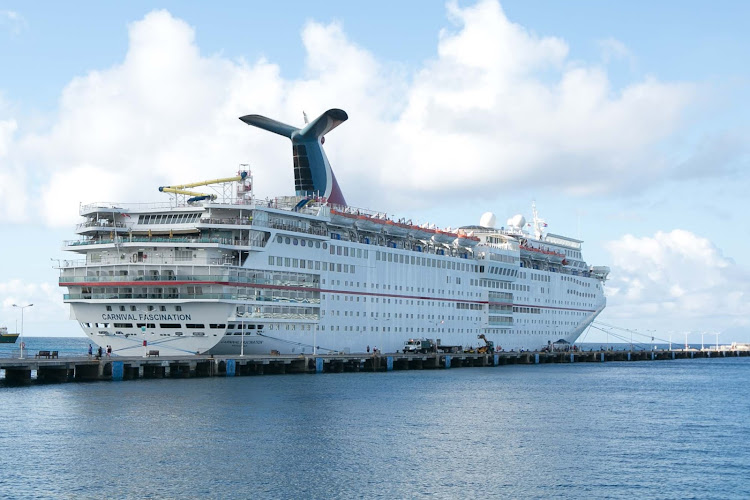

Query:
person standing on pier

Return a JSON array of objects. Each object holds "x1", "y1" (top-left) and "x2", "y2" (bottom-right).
[{"x1": 88, "y1": 344, "x2": 92, "y2": 359}]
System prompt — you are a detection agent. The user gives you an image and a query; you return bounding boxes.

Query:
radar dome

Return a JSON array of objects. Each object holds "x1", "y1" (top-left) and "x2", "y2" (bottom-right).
[
  {"x1": 507, "y1": 214, "x2": 526, "y2": 228},
  {"x1": 479, "y1": 212, "x2": 496, "y2": 228}
]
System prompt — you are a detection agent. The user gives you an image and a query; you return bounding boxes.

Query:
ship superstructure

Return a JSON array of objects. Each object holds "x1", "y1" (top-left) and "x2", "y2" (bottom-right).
[{"x1": 59, "y1": 108, "x2": 609, "y2": 355}]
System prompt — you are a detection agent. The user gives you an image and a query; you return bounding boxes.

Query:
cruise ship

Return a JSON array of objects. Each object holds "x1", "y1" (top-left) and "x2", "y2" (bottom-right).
[{"x1": 59, "y1": 108, "x2": 609, "y2": 356}]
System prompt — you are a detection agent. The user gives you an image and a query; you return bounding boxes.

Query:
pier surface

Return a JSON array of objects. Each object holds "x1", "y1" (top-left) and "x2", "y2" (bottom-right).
[{"x1": 1, "y1": 348, "x2": 748, "y2": 385}]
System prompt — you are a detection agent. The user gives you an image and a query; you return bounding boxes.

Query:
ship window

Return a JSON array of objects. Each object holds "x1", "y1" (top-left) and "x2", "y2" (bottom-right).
[
  {"x1": 160, "y1": 323, "x2": 181, "y2": 328},
  {"x1": 114, "y1": 323, "x2": 133, "y2": 328},
  {"x1": 277, "y1": 236, "x2": 283, "y2": 243},
  {"x1": 175, "y1": 306, "x2": 182, "y2": 311},
  {"x1": 301, "y1": 240, "x2": 306, "y2": 247},
  {"x1": 119, "y1": 306, "x2": 126, "y2": 311},
  {"x1": 186, "y1": 324, "x2": 205, "y2": 329},
  {"x1": 106, "y1": 306, "x2": 112, "y2": 311}
]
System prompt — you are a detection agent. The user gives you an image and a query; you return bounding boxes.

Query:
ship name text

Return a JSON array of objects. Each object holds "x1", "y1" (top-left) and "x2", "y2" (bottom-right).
[{"x1": 101, "y1": 313, "x2": 192, "y2": 321}]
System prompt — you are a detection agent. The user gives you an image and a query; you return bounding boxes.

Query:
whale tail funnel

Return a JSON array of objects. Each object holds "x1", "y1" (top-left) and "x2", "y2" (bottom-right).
[{"x1": 240, "y1": 108, "x2": 348, "y2": 206}]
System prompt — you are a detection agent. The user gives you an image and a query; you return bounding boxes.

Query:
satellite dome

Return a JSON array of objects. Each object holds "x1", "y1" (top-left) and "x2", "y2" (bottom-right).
[
  {"x1": 479, "y1": 212, "x2": 496, "y2": 228},
  {"x1": 507, "y1": 214, "x2": 526, "y2": 228}
]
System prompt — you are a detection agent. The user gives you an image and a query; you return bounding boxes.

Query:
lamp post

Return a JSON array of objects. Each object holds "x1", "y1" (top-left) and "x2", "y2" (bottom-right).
[
  {"x1": 714, "y1": 332, "x2": 720, "y2": 351},
  {"x1": 12, "y1": 303, "x2": 33, "y2": 359}
]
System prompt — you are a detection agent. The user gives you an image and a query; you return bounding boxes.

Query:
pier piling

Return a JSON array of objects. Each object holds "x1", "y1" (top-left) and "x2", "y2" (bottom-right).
[{"x1": 3, "y1": 349, "x2": 749, "y2": 385}]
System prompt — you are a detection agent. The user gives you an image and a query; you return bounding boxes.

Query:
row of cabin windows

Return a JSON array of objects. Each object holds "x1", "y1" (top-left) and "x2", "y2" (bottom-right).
[
  {"x1": 106, "y1": 305, "x2": 183, "y2": 312},
  {"x1": 277, "y1": 235, "x2": 324, "y2": 249},
  {"x1": 137, "y1": 213, "x2": 200, "y2": 225}
]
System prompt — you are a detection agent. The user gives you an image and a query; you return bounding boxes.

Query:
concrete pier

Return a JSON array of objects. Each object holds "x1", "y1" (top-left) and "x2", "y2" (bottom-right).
[{"x1": 1, "y1": 349, "x2": 748, "y2": 385}]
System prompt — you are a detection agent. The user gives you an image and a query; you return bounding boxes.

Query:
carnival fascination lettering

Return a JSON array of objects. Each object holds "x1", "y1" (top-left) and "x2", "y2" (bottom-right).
[{"x1": 101, "y1": 313, "x2": 192, "y2": 321}]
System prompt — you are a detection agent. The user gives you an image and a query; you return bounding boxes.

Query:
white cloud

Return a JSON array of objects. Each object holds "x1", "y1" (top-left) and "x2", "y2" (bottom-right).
[
  {"x1": 1, "y1": 1, "x2": 701, "y2": 226},
  {"x1": 603, "y1": 229, "x2": 750, "y2": 334},
  {"x1": 0, "y1": 10, "x2": 26, "y2": 35},
  {"x1": 598, "y1": 37, "x2": 635, "y2": 66}
]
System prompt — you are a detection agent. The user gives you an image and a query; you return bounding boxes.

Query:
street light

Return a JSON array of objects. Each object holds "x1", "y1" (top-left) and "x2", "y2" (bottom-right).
[{"x1": 12, "y1": 303, "x2": 33, "y2": 359}]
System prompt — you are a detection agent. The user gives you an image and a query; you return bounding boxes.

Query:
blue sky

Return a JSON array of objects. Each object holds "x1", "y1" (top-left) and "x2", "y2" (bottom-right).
[{"x1": 1, "y1": 0, "x2": 748, "y2": 344}]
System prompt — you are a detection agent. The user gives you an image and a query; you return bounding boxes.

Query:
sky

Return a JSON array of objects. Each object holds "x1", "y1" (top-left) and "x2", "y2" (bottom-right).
[{"x1": 1, "y1": 0, "x2": 748, "y2": 345}]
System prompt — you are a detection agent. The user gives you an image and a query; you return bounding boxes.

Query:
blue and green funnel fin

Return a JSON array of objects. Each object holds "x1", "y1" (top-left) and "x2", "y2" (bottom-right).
[{"x1": 240, "y1": 108, "x2": 348, "y2": 206}]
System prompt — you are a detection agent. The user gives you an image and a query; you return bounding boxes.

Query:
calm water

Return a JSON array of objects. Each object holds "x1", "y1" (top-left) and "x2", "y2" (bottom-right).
[{"x1": 1, "y1": 339, "x2": 749, "y2": 499}]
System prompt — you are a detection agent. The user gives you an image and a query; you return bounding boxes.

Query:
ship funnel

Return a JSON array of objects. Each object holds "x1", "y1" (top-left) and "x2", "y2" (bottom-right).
[{"x1": 239, "y1": 108, "x2": 348, "y2": 206}]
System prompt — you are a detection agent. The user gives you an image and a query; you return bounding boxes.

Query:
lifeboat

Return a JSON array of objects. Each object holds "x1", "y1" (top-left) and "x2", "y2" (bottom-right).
[
  {"x1": 454, "y1": 230, "x2": 480, "y2": 247},
  {"x1": 413, "y1": 225, "x2": 437, "y2": 241},
  {"x1": 432, "y1": 229, "x2": 457, "y2": 244},
  {"x1": 520, "y1": 244, "x2": 565, "y2": 262},
  {"x1": 329, "y1": 209, "x2": 357, "y2": 227},
  {"x1": 383, "y1": 220, "x2": 409, "y2": 236},
  {"x1": 355, "y1": 215, "x2": 384, "y2": 232}
]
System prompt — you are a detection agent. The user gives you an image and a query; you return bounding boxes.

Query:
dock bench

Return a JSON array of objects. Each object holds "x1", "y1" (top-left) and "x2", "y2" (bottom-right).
[
  {"x1": 35, "y1": 351, "x2": 58, "y2": 359},
  {"x1": 146, "y1": 350, "x2": 160, "y2": 357}
]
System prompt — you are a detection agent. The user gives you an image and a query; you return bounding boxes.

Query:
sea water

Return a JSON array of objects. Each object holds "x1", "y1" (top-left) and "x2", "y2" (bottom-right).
[{"x1": 1, "y1": 340, "x2": 749, "y2": 499}]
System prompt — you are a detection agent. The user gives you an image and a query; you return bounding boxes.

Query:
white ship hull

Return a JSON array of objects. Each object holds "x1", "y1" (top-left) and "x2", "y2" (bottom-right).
[{"x1": 60, "y1": 108, "x2": 609, "y2": 357}]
